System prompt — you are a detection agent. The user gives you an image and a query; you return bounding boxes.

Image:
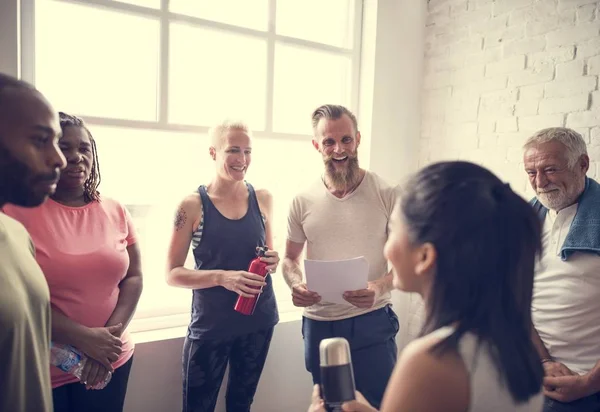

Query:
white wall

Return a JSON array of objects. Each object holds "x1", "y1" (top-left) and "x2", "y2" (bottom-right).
[
  {"x1": 124, "y1": 321, "x2": 312, "y2": 412},
  {"x1": 0, "y1": 0, "x2": 19, "y2": 77},
  {"x1": 421, "y1": 0, "x2": 600, "y2": 190},
  {"x1": 412, "y1": 0, "x2": 600, "y2": 338},
  {"x1": 360, "y1": 0, "x2": 428, "y2": 348},
  {"x1": 123, "y1": 336, "x2": 185, "y2": 412}
]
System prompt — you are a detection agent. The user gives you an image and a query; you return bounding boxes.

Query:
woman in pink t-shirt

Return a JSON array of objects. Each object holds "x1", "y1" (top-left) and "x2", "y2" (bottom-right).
[{"x1": 3, "y1": 112, "x2": 143, "y2": 412}]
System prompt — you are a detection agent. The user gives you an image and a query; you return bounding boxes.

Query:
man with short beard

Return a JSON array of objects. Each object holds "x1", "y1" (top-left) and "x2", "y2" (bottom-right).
[
  {"x1": 283, "y1": 104, "x2": 399, "y2": 409},
  {"x1": 524, "y1": 127, "x2": 600, "y2": 412},
  {"x1": 0, "y1": 72, "x2": 66, "y2": 412}
]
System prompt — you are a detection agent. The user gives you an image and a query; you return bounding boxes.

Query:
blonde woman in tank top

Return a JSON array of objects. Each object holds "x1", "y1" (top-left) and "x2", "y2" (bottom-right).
[{"x1": 309, "y1": 161, "x2": 544, "y2": 412}]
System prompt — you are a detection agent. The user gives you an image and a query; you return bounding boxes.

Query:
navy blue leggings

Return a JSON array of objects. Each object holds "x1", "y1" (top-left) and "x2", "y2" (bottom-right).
[{"x1": 182, "y1": 327, "x2": 274, "y2": 412}]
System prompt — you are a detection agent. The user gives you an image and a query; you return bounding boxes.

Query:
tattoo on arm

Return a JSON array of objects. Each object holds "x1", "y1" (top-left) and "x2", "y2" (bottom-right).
[{"x1": 174, "y1": 208, "x2": 187, "y2": 231}]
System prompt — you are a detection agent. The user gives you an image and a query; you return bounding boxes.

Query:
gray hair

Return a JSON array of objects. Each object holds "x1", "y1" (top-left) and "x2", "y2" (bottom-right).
[
  {"x1": 208, "y1": 119, "x2": 251, "y2": 149},
  {"x1": 311, "y1": 104, "x2": 358, "y2": 134},
  {"x1": 523, "y1": 127, "x2": 587, "y2": 168}
]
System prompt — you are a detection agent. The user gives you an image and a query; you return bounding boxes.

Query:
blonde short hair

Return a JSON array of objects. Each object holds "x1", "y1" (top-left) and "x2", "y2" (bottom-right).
[{"x1": 208, "y1": 120, "x2": 251, "y2": 149}]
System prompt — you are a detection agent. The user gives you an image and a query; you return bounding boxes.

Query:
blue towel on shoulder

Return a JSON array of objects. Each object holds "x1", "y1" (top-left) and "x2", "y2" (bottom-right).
[{"x1": 531, "y1": 177, "x2": 600, "y2": 261}]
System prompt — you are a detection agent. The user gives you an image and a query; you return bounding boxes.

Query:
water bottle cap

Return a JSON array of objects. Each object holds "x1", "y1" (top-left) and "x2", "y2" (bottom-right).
[
  {"x1": 319, "y1": 337, "x2": 351, "y2": 366},
  {"x1": 256, "y1": 246, "x2": 268, "y2": 257}
]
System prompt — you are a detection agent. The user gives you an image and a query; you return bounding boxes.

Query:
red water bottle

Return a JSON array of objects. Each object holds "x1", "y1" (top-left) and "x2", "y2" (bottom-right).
[{"x1": 234, "y1": 246, "x2": 269, "y2": 315}]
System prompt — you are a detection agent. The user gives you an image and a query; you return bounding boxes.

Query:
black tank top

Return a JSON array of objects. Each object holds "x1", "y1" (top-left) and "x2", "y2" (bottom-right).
[{"x1": 187, "y1": 183, "x2": 279, "y2": 340}]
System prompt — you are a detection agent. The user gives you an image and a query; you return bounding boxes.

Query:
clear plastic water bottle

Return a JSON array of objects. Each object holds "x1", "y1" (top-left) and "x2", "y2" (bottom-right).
[{"x1": 50, "y1": 342, "x2": 112, "y2": 389}]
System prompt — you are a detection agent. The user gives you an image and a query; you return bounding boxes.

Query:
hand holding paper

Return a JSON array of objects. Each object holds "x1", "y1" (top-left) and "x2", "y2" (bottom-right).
[
  {"x1": 304, "y1": 257, "x2": 369, "y2": 305},
  {"x1": 343, "y1": 282, "x2": 380, "y2": 309},
  {"x1": 291, "y1": 283, "x2": 321, "y2": 307}
]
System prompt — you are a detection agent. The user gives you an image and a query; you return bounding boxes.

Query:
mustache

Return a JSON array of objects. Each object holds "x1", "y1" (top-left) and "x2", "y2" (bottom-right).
[
  {"x1": 537, "y1": 186, "x2": 560, "y2": 194},
  {"x1": 325, "y1": 152, "x2": 357, "y2": 162}
]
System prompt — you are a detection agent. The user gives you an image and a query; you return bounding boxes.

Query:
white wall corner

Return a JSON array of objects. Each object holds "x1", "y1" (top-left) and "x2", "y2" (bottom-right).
[
  {"x1": 359, "y1": 0, "x2": 427, "y2": 186},
  {"x1": 358, "y1": 0, "x2": 427, "y2": 350},
  {"x1": 0, "y1": 0, "x2": 20, "y2": 77}
]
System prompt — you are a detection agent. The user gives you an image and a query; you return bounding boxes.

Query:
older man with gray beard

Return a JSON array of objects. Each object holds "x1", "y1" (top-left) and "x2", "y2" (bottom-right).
[
  {"x1": 524, "y1": 127, "x2": 600, "y2": 412},
  {"x1": 282, "y1": 104, "x2": 399, "y2": 409}
]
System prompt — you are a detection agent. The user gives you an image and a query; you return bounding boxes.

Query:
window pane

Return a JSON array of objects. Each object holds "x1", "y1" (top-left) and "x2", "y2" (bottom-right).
[
  {"x1": 170, "y1": 0, "x2": 269, "y2": 31},
  {"x1": 92, "y1": 126, "x2": 211, "y2": 205},
  {"x1": 273, "y1": 44, "x2": 352, "y2": 134},
  {"x1": 276, "y1": 0, "x2": 355, "y2": 48},
  {"x1": 169, "y1": 23, "x2": 267, "y2": 129},
  {"x1": 112, "y1": 0, "x2": 160, "y2": 9},
  {"x1": 90, "y1": 125, "x2": 214, "y2": 316},
  {"x1": 35, "y1": 1, "x2": 160, "y2": 121},
  {"x1": 246, "y1": 137, "x2": 321, "y2": 316}
]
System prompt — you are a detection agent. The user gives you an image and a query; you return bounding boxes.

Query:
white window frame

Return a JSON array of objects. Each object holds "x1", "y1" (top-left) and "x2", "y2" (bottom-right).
[
  {"x1": 20, "y1": 0, "x2": 364, "y2": 139},
  {"x1": 19, "y1": 0, "x2": 365, "y2": 334}
]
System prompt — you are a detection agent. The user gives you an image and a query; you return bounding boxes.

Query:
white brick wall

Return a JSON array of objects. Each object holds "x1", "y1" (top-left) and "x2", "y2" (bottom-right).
[{"x1": 413, "y1": 0, "x2": 600, "y2": 339}]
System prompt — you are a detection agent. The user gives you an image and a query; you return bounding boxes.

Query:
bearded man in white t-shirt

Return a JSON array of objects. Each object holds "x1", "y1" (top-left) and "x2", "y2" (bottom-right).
[
  {"x1": 282, "y1": 104, "x2": 399, "y2": 410},
  {"x1": 524, "y1": 127, "x2": 600, "y2": 412}
]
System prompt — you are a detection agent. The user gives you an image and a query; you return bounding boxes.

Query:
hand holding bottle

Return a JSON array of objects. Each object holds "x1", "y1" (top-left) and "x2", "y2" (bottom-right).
[
  {"x1": 50, "y1": 342, "x2": 112, "y2": 390},
  {"x1": 220, "y1": 271, "x2": 267, "y2": 297},
  {"x1": 80, "y1": 358, "x2": 112, "y2": 390}
]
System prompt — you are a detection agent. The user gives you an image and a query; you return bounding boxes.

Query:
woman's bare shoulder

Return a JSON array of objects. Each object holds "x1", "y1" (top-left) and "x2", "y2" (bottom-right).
[{"x1": 381, "y1": 332, "x2": 470, "y2": 412}]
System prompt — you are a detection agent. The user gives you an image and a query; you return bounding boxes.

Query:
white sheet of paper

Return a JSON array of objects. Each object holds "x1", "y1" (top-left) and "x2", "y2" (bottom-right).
[{"x1": 304, "y1": 256, "x2": 369, "y2": 304}]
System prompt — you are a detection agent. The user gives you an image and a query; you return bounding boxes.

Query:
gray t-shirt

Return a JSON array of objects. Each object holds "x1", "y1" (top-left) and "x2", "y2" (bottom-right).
[
  {"x1": 0, "y1": 213, "x2": 53, "y2": 412},
  {"x1": 287, "y1": 170, "x2": 397, "y2": 320}
]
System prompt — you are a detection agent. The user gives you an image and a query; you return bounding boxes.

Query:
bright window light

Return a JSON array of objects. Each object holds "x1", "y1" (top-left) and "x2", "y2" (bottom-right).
[
  {"x1": 276, "y1": 0, "x2": 356, "y2": 48},
  {"x1": 35, "y1": 0, "x2": 160, "y2": 121},
  {"x1": 169, "y1": 24, "x2": 268, "y2": 128},
  {"x1": 273, "y1": 44, "x2": 352, "y2": 134},
  {"x1": 170, "y1": 0, "x2": 269, "y2": 31}
]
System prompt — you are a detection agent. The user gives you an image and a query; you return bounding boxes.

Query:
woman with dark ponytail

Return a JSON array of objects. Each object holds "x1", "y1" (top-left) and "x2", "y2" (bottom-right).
[
  {"x1": 3, "y1": 112, "x2": 143, "y2": 412},
  {"x1": 310, "y1": 161, "x2": 544, "y2": 411}
]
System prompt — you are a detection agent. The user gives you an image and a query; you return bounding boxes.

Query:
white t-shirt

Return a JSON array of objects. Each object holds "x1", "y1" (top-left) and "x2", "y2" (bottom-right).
[
  {"x1": 532, "y1": 203, "x2": 600, "y2": 374},
  {"x1": 432, "y1": 327, "x2": 544, "y2": 411},
  {"x1": 287, "y1": 170, "x2": 397, "y2": 320}
]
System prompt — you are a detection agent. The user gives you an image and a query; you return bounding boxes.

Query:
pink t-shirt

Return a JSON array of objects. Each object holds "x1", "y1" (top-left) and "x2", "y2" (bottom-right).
[{"x1": 3, "y1": 197, "x2": 137, "y2": 388}]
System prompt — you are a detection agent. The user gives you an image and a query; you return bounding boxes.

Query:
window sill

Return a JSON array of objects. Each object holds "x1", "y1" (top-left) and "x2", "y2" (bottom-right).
[{"x1": 131, "y1": 310, "x2": 303, "y2": 344}]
